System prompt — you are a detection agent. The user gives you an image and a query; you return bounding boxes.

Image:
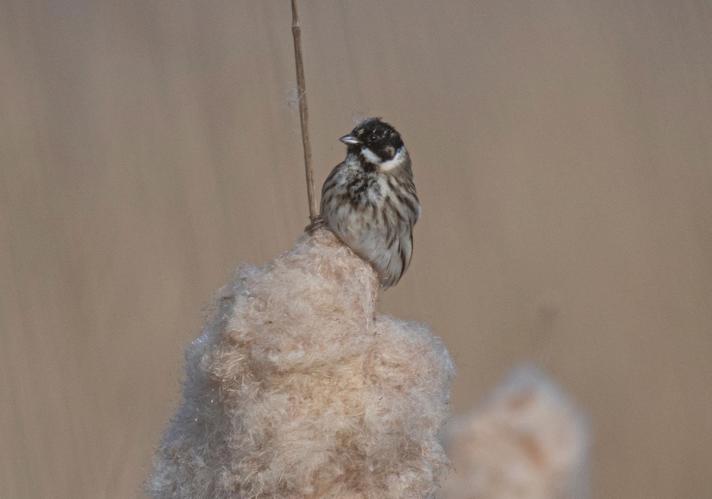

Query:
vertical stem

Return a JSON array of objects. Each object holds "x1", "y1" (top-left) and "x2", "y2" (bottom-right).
[{"x1": 290, "y1": 0, "x2": 318, "y2": 221}]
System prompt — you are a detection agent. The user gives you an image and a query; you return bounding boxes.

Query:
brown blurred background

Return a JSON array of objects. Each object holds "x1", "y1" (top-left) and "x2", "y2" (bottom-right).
[{"x1": 1, "y1": 1, "x2": 711, "y2": 497}]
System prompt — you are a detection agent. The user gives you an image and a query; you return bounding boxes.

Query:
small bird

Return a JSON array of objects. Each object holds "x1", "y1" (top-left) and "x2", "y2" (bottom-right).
[{"x1": 315, "y1": 117, "x2": 420, "y2": 288}]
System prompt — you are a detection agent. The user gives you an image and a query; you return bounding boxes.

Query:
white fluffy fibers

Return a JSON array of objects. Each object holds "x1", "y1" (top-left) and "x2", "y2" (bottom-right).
[
  {"x1": 148, "y1": 228, "x2": 455, "y2": 498},
  {"x1": 439, "y1": 368, "x2": 588, "y2": 499}
]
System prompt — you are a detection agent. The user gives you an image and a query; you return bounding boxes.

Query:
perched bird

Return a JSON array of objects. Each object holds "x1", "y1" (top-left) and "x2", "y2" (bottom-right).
[{"x1": 316, "y1": 117, "x2": 420, "y2": 288}]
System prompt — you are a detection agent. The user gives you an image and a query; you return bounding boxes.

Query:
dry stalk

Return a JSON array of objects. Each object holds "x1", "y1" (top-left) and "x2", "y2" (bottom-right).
[{"x1": 290, "y1": 0, "x2": 318, "y2": 221}]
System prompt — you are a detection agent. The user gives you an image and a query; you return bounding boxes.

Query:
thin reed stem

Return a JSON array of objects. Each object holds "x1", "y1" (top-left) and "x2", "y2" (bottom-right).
[{"x1": 290, "y1": 0, "x2": 317, "y2": 221}]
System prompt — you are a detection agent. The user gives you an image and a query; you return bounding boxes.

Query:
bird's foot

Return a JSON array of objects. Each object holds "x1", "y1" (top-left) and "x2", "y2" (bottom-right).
[{"x1": 304, "y1": 216, "x2": 326, "y2": 234}]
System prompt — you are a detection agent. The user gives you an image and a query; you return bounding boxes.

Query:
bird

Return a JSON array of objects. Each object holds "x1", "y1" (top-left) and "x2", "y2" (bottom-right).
[{"x1": 313, "y1": 117, "x2": 420, "y2": 288}]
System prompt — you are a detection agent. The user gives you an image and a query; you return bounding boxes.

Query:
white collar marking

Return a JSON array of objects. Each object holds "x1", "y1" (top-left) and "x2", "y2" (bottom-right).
[
  {"x1": 360, "y1": 146, "x2": 406, "y2": 172},
  {"x1": 378, "y1": 146, "x2": 407, "y2": 172},
  {"x1": 360, "y1": 147, "x2": 381, "y2": 165}
]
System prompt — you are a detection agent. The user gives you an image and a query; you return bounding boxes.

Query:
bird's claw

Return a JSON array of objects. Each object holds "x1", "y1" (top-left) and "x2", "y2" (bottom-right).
[{"x1": 304, "y1": 216, "x2": 326, "y2": 234}]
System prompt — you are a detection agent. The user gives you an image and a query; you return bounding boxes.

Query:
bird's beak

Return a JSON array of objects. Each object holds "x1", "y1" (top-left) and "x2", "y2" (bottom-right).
[{"x1": 339, "y1": 134, "x2": 361, "y2": 145}]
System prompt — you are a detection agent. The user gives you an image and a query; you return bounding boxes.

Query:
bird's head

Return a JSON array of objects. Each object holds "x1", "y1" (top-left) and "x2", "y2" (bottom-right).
[{"x1": 340, "y1": 118, "x2": 407, "y2": 172}]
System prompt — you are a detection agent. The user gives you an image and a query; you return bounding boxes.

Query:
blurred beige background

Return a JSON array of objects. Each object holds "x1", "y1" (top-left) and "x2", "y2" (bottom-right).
[{"x1": 1, "y1": 0, "x2": 711, "y2": 498}]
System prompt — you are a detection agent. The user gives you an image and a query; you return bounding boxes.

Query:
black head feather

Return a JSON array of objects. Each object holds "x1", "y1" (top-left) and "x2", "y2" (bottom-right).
[{"x1": 345, "y1": 117, "x2": 404, "y2": 162}]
